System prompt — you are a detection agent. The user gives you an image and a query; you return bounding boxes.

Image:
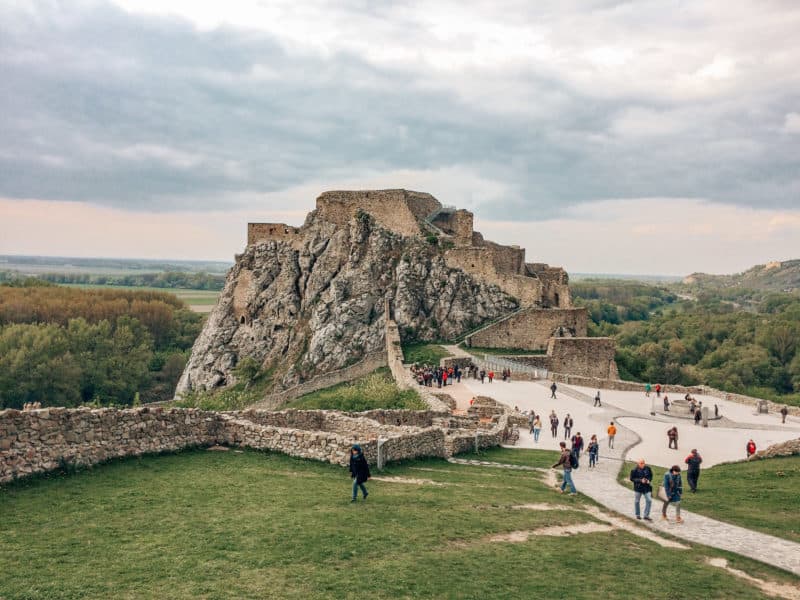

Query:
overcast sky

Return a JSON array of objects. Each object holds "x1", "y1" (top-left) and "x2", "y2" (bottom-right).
[{"x1": 1, "y1": 0, "x2": 799, "y2": 275}]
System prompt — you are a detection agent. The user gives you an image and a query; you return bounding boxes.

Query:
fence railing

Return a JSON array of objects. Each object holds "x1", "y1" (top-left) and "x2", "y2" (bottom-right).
[{"x1": 481, "y1": 354, "x2": 548, "y2": 380}]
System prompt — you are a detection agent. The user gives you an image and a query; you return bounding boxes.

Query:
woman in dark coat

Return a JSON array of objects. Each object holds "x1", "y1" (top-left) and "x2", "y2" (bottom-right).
[{"x1": 349, "y1": 444, "x2": 371, "y2": 502}]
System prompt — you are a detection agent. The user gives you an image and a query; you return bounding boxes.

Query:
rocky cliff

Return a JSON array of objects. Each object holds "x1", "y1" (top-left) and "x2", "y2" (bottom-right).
[{"x1": 176, "y1": 209, "x2": 517, "y2": 395}]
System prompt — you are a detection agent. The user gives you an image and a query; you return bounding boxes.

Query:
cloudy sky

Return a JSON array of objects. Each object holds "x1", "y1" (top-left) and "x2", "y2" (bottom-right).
[{"x1": 1, "y1": 0, "x2": 799, "y2": 275}]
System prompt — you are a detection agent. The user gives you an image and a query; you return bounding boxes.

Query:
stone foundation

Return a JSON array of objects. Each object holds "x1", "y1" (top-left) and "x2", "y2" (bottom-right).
[{"x1": 466, "y1": 308, "x2": 588, "y2": 351}]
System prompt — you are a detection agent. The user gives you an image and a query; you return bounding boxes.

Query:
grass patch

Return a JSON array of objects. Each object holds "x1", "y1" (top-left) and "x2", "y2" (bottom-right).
[
  {"x1": 285, "y1": 368, "x2": 427, "y2": 411},
  {"x1": 401, "y1": 343, "x2": 452, "y2": 365},
  {"x1": 1, "y1": 450, "x2": 796, "y2": 599},
  {"x1": 617, "y1": 456, "x2": 800, "y2": 543},
  {"x1": 460, "y1": 446, "x2": 561, "y2": 469},
  {"x1": 460, "y1": 344, "x2": 546, "y2": 356}
]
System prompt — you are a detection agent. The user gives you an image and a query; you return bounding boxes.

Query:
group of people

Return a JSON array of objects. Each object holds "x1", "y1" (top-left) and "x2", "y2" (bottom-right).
[
  {"x1": 410, "y1": 364, "x2": 462, "y2": 388},
  {"x1": 645, "y1": 382, "x2": 665, "y2": 397}
]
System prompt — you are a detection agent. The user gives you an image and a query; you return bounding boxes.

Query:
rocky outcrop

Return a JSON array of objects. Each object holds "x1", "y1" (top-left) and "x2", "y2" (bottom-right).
[
  {"x1": 750, "y1": 437, "x2": 800, "y2": 461},
  {"x1": 177, "y1": 209, "x2": 517, "y2": 395}
]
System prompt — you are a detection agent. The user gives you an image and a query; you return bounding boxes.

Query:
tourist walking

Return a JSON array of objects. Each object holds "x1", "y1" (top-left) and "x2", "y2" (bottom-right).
[
  {"x1": 663, "y1": 395, "x2": 670, "y2": 412},
  {"x1": 529, "y1": 412, "x2": 536, "y2": 434},
  {"x1": 781, "y1": 406, "x2": 789, "y2": 424},
  {"x1": 488, "y1": 370, "x2": 494, "y2": 383},
  {"x1": 349, "y1": 444, "x2": 371, "y2": 502},
  {"x1": 571, "y1": 432, "x2": 584, "y2": 456},
  {"x1": 549, "y1": 412, "x2": 559, "y2": 438},
  {"x1": 667, "y1": 426, "x2": 678, "y2": 450},
  {"x1": 693, "y1": 409, "x2": 701, "y2": 426},
  {"x1": 563, "y1": 414, "x2": 573, "y2": 440},
  {"x1": 660, "y1": 465, "x2": 683, "y2": 523},
  {"x1": 479, "y1": 369, "x2": 486, "y2": 383},
  {"x1": 607, "y1": 421, "x2": 616, "y2": 449},
  {"x1": 550, "y1": 381, "x2": 557, "y2": 399},
  {"x1": 645, "y1": 382, "x2": 651, "y2": 397},
  {"x1": 552, "y1": 441, "x2": 577, "y2": 495},
  {"x1": 533, "y1": 415, "x2": 542, "y2": 442},
  {"x1": 684, "y1": 449, "x2": 703, "y2": 492},
  {"x1": 746, "y1": 439, "x2": 756, "y2": 458},
  {"x1": 587, "y1": 435, "x2": 599, "y2": 468},
  {"x1": 655, "y1": 383, "x2": 662, "y2": 398},
  {"x1": 630, "y1": 458, "x2": 654, "y2": 521},
  {"x1": 593, "y1": 391, "x2": 601, "y2": 407}
]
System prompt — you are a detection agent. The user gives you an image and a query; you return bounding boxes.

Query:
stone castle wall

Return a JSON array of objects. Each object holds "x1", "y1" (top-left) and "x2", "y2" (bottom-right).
[
  {"x1": 547, "y1": 337, "x2": 618, "y2": 380},
  {"x1": 315, "y1": 190, "x2": 440, "y2": 238},
  {"x1": 247, "y1": 223, "x2": 302, "y2": 246},
  {"x1": 467, "y1": 308, "x2": 588, "y2": 351},
  {"x1": 750, "y1": 437, "x2": 800, "y2": 460},
  {"x1": 430, "y1": 209, "x2": 474, "y2": 246}
]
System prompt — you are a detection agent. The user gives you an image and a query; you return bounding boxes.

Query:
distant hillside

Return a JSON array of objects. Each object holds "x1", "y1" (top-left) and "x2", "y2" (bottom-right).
[{"x1": 683, "y1": 259, "x2": 800, "y2": 292}]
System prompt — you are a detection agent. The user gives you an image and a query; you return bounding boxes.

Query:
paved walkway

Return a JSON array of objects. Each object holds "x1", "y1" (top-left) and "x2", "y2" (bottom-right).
[{"x1": 570, "y1": 415, "x2": 800, "y2": 577}]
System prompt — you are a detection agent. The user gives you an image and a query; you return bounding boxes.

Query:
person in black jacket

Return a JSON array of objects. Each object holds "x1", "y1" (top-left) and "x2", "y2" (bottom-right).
[
  {"x1": 349, "y1": 444, "x2": 371, "y2": 502},
  {"x1": 629, "y1": 458, "x2": 654, "y2": 521},
  {"x1": 684, "y1": 449, "x2": 703, "y2": 492}
]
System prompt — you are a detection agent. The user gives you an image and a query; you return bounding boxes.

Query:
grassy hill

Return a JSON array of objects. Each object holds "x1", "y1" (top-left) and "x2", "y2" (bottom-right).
[
  {"x1": 683, "y1": 259, "x2": 800, "y2": 293},
  {"x1": 1, "y1": 449, "x2": 797, "y2": 598}
]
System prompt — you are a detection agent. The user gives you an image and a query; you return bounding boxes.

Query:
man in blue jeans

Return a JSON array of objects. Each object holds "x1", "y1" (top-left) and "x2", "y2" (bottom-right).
[
  {"x1": 629, "y1": 458, "x2": 653, "y2": 521},
  {"x1": 552, "y1": 441, "x2": 576, "y2": 495}
]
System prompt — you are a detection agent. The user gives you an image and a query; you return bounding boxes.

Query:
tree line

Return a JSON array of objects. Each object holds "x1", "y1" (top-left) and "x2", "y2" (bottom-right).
[
  {"x1": 573, "y1": 281, "x2": 800, "y2": 404},
  {"x1": 0, "y1": 283, "x2": 203, "y2": 409},
  {"x1": 0, "y1": 270, "x2": 226, "y2": 290}
]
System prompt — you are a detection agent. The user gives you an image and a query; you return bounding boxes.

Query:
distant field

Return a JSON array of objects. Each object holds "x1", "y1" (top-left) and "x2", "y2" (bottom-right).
[{"x1": 64, "y1": 283, "x2": 219, "y2": 313}]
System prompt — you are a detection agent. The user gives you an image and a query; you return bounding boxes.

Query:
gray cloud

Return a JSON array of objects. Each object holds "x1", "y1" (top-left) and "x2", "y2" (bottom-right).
[{"x1": 0, "y1": 0, "x2": 799, "y2": 219}]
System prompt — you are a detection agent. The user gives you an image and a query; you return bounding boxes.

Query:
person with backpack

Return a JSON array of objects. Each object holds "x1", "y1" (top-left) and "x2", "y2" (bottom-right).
[
  {"x1": 684, "y1": 449, "x2": 703, "y2": 492},
  {"x1": 587, "y1": 435, "x2": 599, "y2": 468},
  {"x1": 570, "y1": 432, "x2": 584, "y2": 456},
  {"x1": 348, "y1": 444, "x2": 371, "y2": 502},
  {"x1": 629, "y1": 458, "x2": 654, "y2": 521},
  {"x1": 552, "y1": 441, "x2": 577, "y2": 495},
  {"x1": 661, "y1": 465, "x2": 684, "y2": 523}
]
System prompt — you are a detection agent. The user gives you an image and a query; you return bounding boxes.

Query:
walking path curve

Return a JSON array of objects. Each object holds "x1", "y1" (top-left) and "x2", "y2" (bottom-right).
[{"x1": 568, "y1": 413, "x2": 800, "y2": 577}]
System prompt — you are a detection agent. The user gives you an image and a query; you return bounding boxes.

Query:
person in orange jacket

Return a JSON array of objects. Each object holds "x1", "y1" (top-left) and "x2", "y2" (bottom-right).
[{"x1": 607, "y1": 422, "x2": 617, "y2": 449}]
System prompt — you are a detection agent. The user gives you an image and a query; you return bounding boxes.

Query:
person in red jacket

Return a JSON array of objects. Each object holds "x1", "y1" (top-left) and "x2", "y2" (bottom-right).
[{"x1": 746, "y1": 439, "x2": 756, "y2": 458}]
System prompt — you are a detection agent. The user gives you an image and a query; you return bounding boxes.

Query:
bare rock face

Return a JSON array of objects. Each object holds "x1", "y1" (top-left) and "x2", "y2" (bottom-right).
[{"x1": 177, "y1": 211, "x2": 517, "y2": 395}]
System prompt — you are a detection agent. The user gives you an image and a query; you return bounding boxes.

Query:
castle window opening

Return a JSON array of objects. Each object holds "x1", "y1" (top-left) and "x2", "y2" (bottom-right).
[{"x1": 240, "y1": 316, "x2": 246, "y2": 325}]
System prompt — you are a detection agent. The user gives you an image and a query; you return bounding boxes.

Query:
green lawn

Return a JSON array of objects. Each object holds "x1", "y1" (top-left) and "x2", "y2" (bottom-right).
[
  {"x1": 401, "y1": 343, "x2": 452, "y2": 365},
  {"x1": 460, "y1": 344, "x2": 547, "y2": 356},
  {"x1": 1, "y1": 450, "x2": 795, "y2": 599},
  {"x1": 618, "y1": 456, "x2": 800, "y2": 543},
  {"x1": 285, "y1": 368, "x2": 427, "y2": 411}
]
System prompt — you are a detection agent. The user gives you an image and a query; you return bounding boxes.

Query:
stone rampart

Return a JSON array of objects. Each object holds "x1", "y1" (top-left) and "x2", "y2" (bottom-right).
[
  {"x1": 443, "y1": 248, "x2": 541, "y2": 305},
  {"x1": 1, "y1": 405, "x2": 512, "y2": 483},
  {"x1": 467, "y1": 308, "x2": 588, "y2": 351},
  {"x1": 547, "y1": 337, "x2": 618, "y2": 379},
  {"x1": 315, "y1": 189, "x2": 439, "y2": 238},
  {"x1": 247, "y1": 223, "x2": 302, "y2": 246},
  {"x1": 430, "y1": 209, "x2": 473, "y2": 246},
  {"x1": 251, "y1": 350, "x2": 388, "y2": 409}
]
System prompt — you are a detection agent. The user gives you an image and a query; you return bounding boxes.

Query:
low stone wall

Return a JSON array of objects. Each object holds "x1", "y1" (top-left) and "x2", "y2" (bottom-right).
[
  {"x1": 252, "y1": 350, "x2": 387, "y2": 409},
  {"x1": 1, "y1": 406, "x2": 510, "y2": 483},
  {"x1": 0, "y1": 407, "x2": 218, "y2": 483},
  {"x1": 749, "y1": 437, "x2": 800, "y2": 460}
]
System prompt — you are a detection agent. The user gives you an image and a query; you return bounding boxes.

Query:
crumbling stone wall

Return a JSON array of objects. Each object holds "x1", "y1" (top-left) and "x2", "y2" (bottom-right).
[
  {"x1": 1, "y1": 406, "x2": 512, "y2": 483},
  {"x1": 467, "y1": 308, "x2": 589, "y2": 351},
  {"x1": 430, "y1": 209, "x2": 473, "y2": 246},
  {"x1": 315, "y1": 190, "x2": 439, "y2": 238},
  {"x1": 248, "y1": 223, "x2": 302, "y2": 246},
  {"x1": 547, "y1": 337, "x2": 618, "y2": 379},
  {"x1": 750, "y1": 437, "x2": 800, "y2": 460}
]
